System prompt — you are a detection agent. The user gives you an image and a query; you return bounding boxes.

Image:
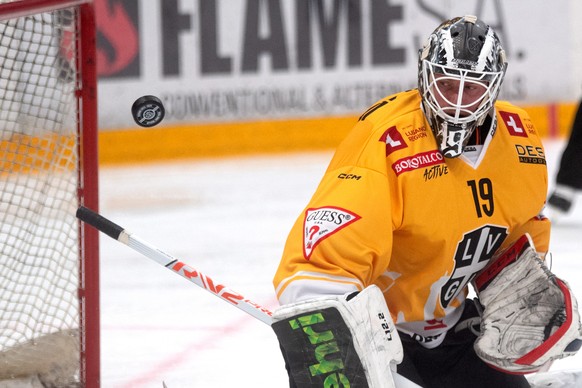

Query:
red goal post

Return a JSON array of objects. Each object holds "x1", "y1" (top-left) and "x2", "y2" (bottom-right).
[{"x1": 0, "y1": 0, "x2": 99, "y2": 386}]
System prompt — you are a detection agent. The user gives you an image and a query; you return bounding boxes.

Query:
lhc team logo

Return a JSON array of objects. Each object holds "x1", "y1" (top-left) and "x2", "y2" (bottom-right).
[
  {"x1": 391, "y1": 150, "x2": 444, "y2": 176},
  {"x1": 303, "y1": 207, "x2": 361, "y2": 260},
  {"x1": 440, "y1": 225, "x2": 507, "y2": 308}
]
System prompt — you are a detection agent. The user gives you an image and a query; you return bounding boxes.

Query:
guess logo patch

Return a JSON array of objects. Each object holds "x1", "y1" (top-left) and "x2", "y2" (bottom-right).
[
  {"x1": 303, "y1": 206, "x2": 361, "y2": 260},
  {"x1": 379, "y1": 126, "x2": 407, "y2": 156},
  {"x1": 499, "y1": 111, "x2": 527, "y2": 137}
]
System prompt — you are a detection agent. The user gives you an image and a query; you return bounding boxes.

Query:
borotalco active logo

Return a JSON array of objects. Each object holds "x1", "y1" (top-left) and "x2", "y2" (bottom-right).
[
  {"x1": 391, "y1": 150, "x2": 444, "y2": 176},
  {"x1": 303, "y1": 206, "x2": 361, "y2": 260},
  {"x1": 289, "y1": 313, "x2": 350, "y2": 386}
]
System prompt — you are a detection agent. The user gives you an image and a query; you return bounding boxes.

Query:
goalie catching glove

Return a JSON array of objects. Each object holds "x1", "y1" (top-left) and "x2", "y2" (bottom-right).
[
  {"x1": 473, "y1": 234, "x2": 582, "y2": 373},
  {"x1": 272, "y1": 285, "x2": 403, "y2": 388}
]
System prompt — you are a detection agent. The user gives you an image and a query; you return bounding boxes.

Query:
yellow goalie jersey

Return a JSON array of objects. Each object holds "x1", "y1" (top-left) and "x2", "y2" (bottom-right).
[{"x1": 273, "y1": 89, "x2": 550, "y2": 348}]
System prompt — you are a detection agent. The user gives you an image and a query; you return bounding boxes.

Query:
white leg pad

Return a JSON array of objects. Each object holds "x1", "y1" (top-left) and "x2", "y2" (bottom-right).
[{"x1": 273, "y1": 285, "x2": 403, "y2": 387}]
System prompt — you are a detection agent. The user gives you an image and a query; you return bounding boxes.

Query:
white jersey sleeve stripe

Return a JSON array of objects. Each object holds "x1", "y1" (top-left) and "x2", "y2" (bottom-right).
[{"x1": 276, "y1": 271, "x2": 363, "y2": 304}]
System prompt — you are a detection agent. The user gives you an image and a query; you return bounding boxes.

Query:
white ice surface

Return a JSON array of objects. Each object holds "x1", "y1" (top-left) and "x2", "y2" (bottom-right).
[{"x1": 99, "y1": 139, "x2": 582, "y2": 387}]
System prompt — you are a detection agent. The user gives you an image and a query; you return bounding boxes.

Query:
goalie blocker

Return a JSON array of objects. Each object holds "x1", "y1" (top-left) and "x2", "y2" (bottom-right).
[
  {"x1": 473, "y1": 234, "x2": 582, "y2": 373},
  {"x1": 272, "y1": 285, "x2": 403, "y2": 388}
]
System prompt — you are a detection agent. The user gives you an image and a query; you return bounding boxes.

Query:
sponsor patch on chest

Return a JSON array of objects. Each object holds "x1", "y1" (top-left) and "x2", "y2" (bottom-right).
[
  {"x1": 499, "y1": 111, "x2": 528, "y2": 137},
  {"x1": 303, "y1": 206, "x2": 361, "y2": 260},
  {"x1": 515, "y1": 144, "x2": 546, "y2": 165},
  {"x1": 391, "y1": 150, "x2": 445, "y2": 176}
]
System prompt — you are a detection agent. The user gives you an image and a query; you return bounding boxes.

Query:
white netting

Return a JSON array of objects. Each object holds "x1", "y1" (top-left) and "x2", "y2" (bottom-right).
[{"x1": 0, "y1": 5, "x2": 82, "y2": 386}]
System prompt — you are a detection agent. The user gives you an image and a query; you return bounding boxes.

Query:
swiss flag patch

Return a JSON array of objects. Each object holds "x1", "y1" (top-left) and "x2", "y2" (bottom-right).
[
  {"x1": 499, "y1": 111, "x2": 528, "y2": 137},
  {"x1": 303, "y1": 206, "x2": 361, "y2": 260},
  {"x1": 379, "y1": 126, "x2": 407, "y2": 156}
]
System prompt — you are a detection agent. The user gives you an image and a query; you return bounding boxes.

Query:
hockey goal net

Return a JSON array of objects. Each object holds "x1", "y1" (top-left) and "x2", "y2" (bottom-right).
[{"x1": 0, "y1": 0, "x2": 99, "y2": 386}]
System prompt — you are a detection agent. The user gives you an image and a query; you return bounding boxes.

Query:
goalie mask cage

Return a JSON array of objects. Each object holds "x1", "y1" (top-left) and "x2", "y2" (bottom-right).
[{"x1": 0, "y1": 0, "x2": 99, "y2": 386}]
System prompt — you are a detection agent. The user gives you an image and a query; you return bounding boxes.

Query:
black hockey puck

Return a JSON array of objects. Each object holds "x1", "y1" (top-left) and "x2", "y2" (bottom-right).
[{"x1": 131, "y1": 95, "x2": 165, "y2": 127}]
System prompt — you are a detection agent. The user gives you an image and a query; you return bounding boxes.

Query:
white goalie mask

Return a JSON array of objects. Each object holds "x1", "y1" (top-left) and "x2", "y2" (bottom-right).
[{"x1": 418, "y1": 15, "x2": 507, "y2": 158}]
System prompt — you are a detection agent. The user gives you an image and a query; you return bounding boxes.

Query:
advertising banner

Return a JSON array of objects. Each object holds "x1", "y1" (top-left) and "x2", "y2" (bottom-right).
[{"x1": 96, "y1": 0, "x2": 581, "y2": 130}]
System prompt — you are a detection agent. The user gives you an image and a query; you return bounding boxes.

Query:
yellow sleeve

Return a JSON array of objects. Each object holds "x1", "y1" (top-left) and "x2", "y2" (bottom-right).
[{"x1": 273, "y1": 118, "x2": 397, "y2": 301}]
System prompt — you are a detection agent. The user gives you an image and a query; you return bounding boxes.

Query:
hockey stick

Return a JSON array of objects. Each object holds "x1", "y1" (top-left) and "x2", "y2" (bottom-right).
[
  {"x1": 76, "y1": 205, "x2": 421, "y2": 388},
  {"x1": 76, "y1": 206, "x2": 273, "y2": 325}
]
